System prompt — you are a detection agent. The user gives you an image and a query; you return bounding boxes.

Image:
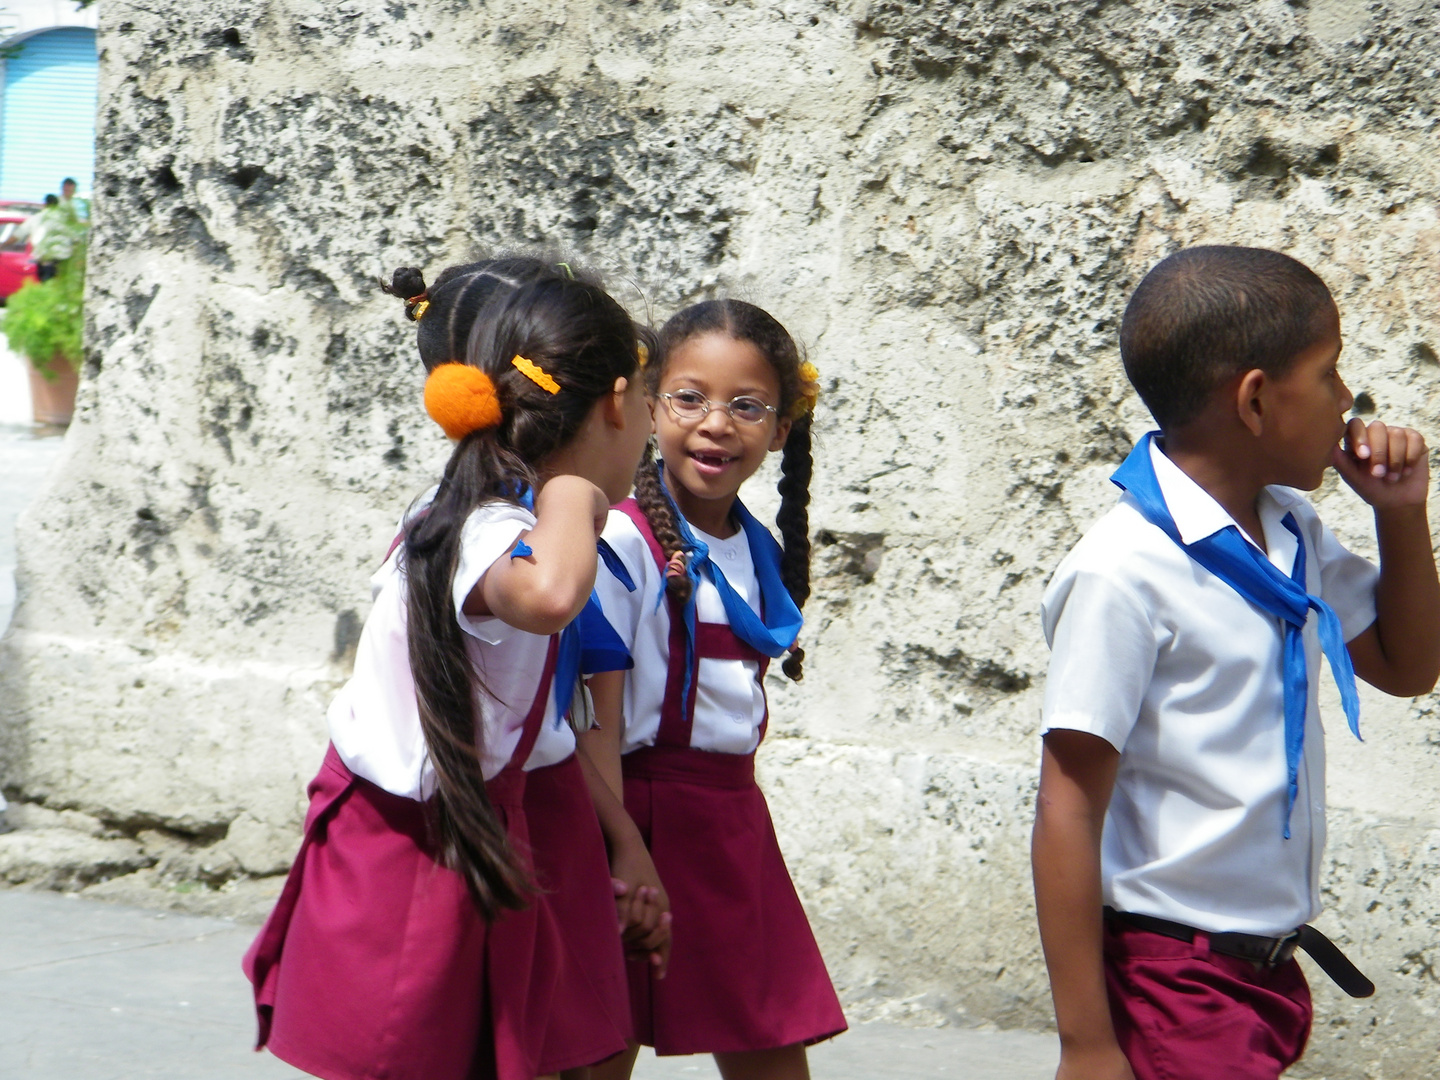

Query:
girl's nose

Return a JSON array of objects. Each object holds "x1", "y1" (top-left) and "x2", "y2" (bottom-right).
[{"x1": 698, "y1": 405, "x2": 736, "y2": 434}]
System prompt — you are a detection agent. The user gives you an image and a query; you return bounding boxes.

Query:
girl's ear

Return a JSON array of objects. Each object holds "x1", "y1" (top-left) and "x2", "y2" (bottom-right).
[
  {"x1": 769, "y1": 416, "x2": 793, "y2": 452},
  {"x1": 602, "y1": 376, "x2": 631, "y2": 428}
]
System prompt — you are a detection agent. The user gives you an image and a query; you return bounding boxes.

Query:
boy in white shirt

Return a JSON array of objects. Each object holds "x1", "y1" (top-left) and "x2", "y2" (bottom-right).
[{"x1": 1032, "y1": 245, "x2": 1440, "y2": 1080}]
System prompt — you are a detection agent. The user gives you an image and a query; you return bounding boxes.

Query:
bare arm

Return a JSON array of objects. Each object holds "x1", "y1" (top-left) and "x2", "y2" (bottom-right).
[
  {"x1": 1333, "y1": 422, "x2": 1440, "y2": 696},
  {"x1": 575, "y1": 725, "x2": 671, "y2": 975},
  {"x1": 462, "y1": 475, "x2": 610, "y2": 635},
  {"x1": 578, "y1": 671, "x2": 626, "y2": 800},
  {"x1": 1032, "y1": 729, "x2": 1135, "y2": 1080}
]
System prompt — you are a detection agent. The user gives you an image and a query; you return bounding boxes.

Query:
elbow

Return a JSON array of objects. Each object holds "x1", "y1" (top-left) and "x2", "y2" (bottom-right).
[{"x1": 511, "y1": 577, "x2": 590, "y2": 636}]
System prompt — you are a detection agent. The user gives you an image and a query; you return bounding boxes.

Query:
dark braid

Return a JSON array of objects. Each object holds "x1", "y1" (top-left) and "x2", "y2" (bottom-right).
[
  {"x1": 632, "y1": 442, "x2": 693, "y2": 604},
  {"x1": 640, "y1": 299, "x2": 817, "y2": 681},
  {"x1": 776, "y1": 410, "x2": 813, "y2": 679}
]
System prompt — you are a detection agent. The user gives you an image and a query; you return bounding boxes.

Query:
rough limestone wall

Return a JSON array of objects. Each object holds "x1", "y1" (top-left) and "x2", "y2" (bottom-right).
[{"x1": 3, "y1": 0, "x2": 1440, "y2": 1073}]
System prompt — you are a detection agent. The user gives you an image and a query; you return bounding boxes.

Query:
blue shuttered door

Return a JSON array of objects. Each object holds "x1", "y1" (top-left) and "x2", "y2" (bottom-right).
[{"x1": 0, "y1": 28, "x2": 98, "y2": 202}]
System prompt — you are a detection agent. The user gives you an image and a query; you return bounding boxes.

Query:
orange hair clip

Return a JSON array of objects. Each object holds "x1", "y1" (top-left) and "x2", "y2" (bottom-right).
[{"x1": 512, "y1": 354, "x2": 561, "y2": 395}]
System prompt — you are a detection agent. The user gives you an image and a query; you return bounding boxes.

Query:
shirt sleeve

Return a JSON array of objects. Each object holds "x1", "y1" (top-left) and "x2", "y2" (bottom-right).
[
  {"x1": 451, "y1": 503, "x2": 538, "y2": 644},
  {"x1": 593, "y1": 510, "x2": 651, "y2": 651},
  {"x1": 1041, "y1": 565, "x2": 1158, "y2": 752},
  {"x1": 1310, "y1": 516, "x2": 1380, "y2": 643}
]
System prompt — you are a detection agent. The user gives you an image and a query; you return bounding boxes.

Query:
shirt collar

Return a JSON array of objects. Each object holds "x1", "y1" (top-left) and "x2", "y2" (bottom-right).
[
  {"x1": 1148, "y1": 439, "x2": 1235, "y2": 545},
  {"x1": 1147, "y1": 440, "x2": 1303, "y2": 573}
]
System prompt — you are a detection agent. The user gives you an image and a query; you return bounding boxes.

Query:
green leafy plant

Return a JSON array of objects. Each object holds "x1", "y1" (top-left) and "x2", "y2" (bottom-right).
[{"x1": 4, "y1": 255, "x2": 84, "y2": 380}]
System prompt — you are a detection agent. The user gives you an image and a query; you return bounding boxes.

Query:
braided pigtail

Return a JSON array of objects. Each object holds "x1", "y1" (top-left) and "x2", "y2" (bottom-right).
[
  {"x1": 633, "y1": 443, "x2": 693, "y2": 604},
  {"x1": 776, "y1": 409, "x2": 813, "y2": 680}
]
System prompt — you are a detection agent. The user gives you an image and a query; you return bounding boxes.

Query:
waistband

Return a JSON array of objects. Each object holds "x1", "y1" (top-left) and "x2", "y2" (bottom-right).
[
  {"x1": 1104, "y1": 906, "x2": 1374, "y2": 998},
  {"x1": 622, "y1": 744, "x2": 756, "y2": 789}
]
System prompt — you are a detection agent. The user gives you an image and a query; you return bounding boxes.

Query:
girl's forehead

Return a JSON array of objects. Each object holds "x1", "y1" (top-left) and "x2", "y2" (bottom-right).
[{"x1": 661, "y1": 333, "x2": 778, "y2": 392}]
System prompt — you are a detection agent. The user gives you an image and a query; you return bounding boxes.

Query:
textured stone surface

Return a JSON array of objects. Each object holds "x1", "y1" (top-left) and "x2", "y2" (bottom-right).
[{"x1": 2, "y1": 1, "x2": 1440, "y2": 1074}]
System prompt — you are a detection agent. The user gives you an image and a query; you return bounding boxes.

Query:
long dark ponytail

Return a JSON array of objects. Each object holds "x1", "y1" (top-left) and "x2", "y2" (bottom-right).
[
  {"x1": 387, "y1": 261, "x2": 647, "y2": 917},
  {"x1": 633, "y1": 299, "x2": 816, "y2": 680}
]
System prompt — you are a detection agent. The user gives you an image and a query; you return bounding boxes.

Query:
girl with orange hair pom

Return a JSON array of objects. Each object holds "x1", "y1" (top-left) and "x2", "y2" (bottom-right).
[{"x1": 245, "y1": 259, "x2": 666, "y2": 1080}]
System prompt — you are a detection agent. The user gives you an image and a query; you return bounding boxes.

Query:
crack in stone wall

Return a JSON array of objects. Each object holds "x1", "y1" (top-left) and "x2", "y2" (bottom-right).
[{"x1": 3, "y1": 2, "x2": 1440, "y2": 1073}]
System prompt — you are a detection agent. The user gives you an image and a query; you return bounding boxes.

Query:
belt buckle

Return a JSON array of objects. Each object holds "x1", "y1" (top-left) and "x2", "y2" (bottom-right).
[{"x1": 1267, "y1": 929, "x2": 1301, "y2": 966}]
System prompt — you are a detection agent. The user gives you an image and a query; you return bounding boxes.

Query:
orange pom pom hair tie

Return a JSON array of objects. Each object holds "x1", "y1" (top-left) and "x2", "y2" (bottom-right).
[{"x1": 424, "y1": 362, "x2": 503, "y2": 439}]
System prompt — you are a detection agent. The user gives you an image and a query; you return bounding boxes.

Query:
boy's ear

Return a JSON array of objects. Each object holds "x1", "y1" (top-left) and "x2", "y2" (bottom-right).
[{"x1": 1235, "y1": 368, "x2": 1267, "y2": 437}]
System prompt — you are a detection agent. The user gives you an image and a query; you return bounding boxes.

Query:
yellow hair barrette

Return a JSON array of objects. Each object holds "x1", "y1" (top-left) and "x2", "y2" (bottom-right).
[
  {"x1": 637, "y1": 342, "x2": 650, "y2": 369},
  {"x1": 410, "y1": 298, "x2": 431, "y2": 321},
  {"x1": 512, "y1": 354, "x2": 561, "y2": 395},
  {"x1": 791, "y1": 360, "x2": 821, "y2": 418}
]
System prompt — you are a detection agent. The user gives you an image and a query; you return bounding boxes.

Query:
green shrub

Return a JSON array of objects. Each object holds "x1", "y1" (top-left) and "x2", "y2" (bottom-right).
[{"x1": 4, "y1": 255, "x2": 84, "y2": 379}]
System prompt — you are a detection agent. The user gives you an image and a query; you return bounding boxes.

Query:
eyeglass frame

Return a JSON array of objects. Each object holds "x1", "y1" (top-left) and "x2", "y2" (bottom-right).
[{"x1": 655, "y1": 389, "x2": 780, "y2": 426}]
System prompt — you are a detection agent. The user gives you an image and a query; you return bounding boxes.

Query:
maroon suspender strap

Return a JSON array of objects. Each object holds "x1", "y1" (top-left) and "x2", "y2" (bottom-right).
[
  {"x1": 615, "y1": 498, "x2": 770, "y2": 750},
  {"x1": 504, "y1": 635, "x2": 560, "y2": 772},
  {"x1": 384, "y1": 531, "x2": 405, "y2": 563}
]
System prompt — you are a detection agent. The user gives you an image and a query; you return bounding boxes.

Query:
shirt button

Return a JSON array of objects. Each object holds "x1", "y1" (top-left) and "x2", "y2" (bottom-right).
[
  {"x1": 725, "y1": 550, "x2": 736, "y2": 560},
  {"x1": 731, "y1": 713, "x2": 746, "y2": 724}
]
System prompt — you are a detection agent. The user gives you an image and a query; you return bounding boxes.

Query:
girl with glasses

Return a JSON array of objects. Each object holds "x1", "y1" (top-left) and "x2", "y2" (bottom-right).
[{"x1": 581, "y1": 300, "x2": 845, "y2": 1080}]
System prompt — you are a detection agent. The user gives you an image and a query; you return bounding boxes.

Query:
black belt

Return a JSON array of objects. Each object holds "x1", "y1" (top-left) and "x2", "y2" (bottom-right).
[{"x1": 1104, "y1": 907, "x2": 1374, "y2": 998}]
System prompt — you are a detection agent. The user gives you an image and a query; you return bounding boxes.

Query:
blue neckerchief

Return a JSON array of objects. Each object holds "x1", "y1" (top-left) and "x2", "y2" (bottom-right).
[
  {"x1": 510, "y1": 489, "x2": 633, "y2": 726},
  {"x1": 1111, "y1": 433, "x2": 1362, "y2": 837},
  {"x1": 655, "y1": 467, "x2": 805, "y2": 712}
]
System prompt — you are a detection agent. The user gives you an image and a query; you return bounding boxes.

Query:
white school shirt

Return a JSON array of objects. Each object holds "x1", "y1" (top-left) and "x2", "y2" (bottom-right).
[
  {"x1": 594, "y1": 509, "x2": 768, "y2": 755},
  {"x1": 1041, "y1": 440, "x2": 1378, "y2": 935},
  {"x1": 327, "y1": 502, "x2": 576, "y2": 799}
]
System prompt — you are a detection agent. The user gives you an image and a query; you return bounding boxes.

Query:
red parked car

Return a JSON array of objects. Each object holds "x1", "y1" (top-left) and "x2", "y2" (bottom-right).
[{"x1": 0, "y1": 200, "x2": 42, "y2": 301}]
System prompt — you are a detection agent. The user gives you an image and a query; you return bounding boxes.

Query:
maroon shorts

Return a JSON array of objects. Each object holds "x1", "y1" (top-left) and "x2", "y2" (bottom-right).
[{"x1": 1104, "y1": 920, "x2": 1312, "y2": 1080}]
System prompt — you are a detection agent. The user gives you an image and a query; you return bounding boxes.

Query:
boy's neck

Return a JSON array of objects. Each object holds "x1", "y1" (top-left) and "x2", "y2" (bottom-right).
[{"x1": 1159, "y1": 426, "x2": 1269, "y2": 551}]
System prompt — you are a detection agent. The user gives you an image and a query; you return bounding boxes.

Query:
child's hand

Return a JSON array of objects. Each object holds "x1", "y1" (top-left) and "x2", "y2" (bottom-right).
[
  {"x1": 1055, "y1": 1044, "x2": 1137, "y2": 1080},
  {"x1": 1332, "y1": 419, "x2": 1431, "y2": 510},
  {"x1": 609, "y1": 838, "x2": 672, "y2": 978}
]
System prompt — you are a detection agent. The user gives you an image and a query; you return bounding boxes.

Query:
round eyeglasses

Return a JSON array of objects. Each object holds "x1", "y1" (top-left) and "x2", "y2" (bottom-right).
[{"x1": 657, "y1": 389, "x2": 778, "y2": 426}]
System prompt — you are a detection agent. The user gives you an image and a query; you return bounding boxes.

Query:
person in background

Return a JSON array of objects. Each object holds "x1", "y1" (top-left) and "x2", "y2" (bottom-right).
[
  {"x1": 58, "y1": 178, "x2": 88, "y2": 223},
  {"x1": 17, "y1": 195, "x2": 61, "y2": 281}
]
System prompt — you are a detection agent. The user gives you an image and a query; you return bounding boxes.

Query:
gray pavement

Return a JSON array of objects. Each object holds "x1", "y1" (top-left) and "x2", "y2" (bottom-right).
[{"x1": 0, "y1": 890, "x2": 1059, "y2": 1079}]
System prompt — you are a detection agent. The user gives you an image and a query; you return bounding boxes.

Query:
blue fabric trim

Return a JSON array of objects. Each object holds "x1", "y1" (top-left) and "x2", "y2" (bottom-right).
[
  {"x1": 1111, "y1": 432, "x2": 1362, "y2": 837},
  {"x1": 510, "y1": 538, "x2": 533, "y2": 559},
  {"x1": 598, "y1": 538, "x2": 636, "y2": 593}
]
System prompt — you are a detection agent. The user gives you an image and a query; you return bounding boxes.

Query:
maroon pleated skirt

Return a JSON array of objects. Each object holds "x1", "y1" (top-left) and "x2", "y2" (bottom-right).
[
  {"x1": 621, "y1": 745, "x2": 847, "y2": 1056},
  {"x1": 243, "y1": 746, "x2": 623, "y2": 1080},
  {"x1": 523, "y1": 753, "x2": 632, "y2": 1072}
]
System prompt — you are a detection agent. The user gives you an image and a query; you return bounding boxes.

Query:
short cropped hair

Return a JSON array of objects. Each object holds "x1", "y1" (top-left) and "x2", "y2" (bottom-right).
[{"x1": 1120, "y1": 246, "x2": 1338, "y2": 429}]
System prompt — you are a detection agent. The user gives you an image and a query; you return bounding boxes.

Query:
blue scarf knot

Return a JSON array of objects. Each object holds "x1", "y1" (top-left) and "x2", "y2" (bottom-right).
[
  {"x1": 654, "y1": 467, "x2": 804, "y2": 709},
  {"x1": 1110, "y1": 433, "x2": 1362, "y2": 838}
]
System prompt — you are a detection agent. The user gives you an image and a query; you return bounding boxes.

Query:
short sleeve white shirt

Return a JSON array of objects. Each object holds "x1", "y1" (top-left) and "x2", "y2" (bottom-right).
[
  {"x1": 594, "y1": 509, "x2": 768, "y2": 755},
  {"x1": 327, "y1": 501, "x2": 576, "y2": 799},
  {"x1": 1041, "y1": 440, "x2": 1378, "y2": 934}
]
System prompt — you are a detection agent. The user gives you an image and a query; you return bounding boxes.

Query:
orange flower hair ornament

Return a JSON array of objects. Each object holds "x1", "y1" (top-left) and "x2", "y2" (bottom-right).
[
  {"x1": 512, "y1": 354, "x2": 561, "y2": 395},
  {"x1": 424, "y1": 363, "x2": 503, "y2": 439},
  {"x1": 791, "y1": 360, "x2": 821, "y2": 419}
]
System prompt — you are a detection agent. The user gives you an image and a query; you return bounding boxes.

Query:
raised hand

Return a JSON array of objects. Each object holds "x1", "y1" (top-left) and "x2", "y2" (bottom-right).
[{"x1": 1332, "y1": 418, "x2": 1430, "y2": 510}]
